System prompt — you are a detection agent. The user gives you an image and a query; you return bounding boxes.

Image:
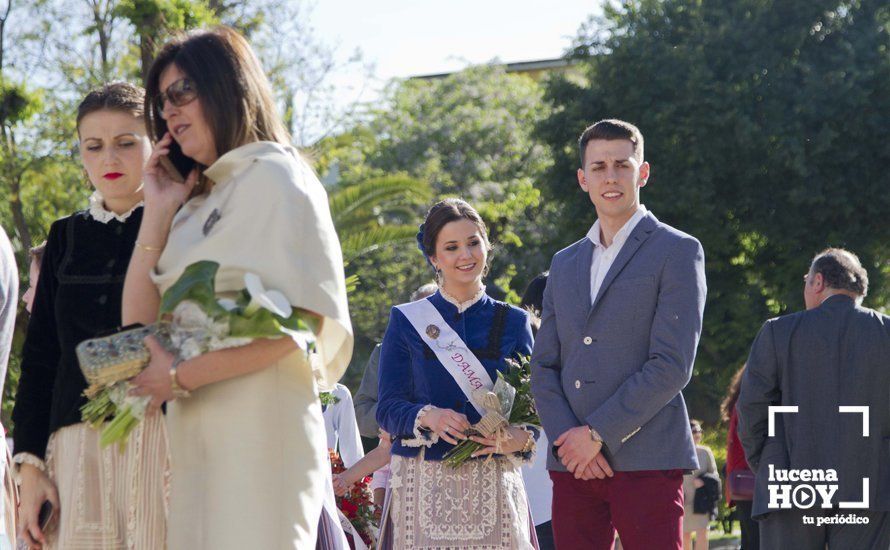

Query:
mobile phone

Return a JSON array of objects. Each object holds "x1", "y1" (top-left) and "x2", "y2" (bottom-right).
[
  {"x1": 38, "y1": 500, "x2": 54, "y2": 531},
  {"x1": 158, "y1": 155, "x2": 186, "y2": 183},
  {"x1": 160, "y1": 134, "x2": 196, "y2": 182}
]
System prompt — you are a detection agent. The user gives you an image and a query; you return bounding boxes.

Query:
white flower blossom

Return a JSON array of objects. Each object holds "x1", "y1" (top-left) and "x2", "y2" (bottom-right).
[
  {"x1": 244, "y1": 273, "x2": 291, "y2": 317},
  {"x1": 173, "y1": 301, "x2": 214, "y2": 330},
  {"x1": 178, "y1": 338, "x2": 204, "y2": 360},
  {"x1": 209, "y1": 319, "x2": 231, "y2": 339},
  {"x1": 208, "y1": 336, "x2": 253, "y2": 352}
]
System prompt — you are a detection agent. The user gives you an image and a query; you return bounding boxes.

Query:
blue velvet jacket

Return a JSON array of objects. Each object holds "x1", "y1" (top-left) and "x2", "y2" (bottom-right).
[{"x1": 377, "y1": 291, "x2": 534, "y2": 460}]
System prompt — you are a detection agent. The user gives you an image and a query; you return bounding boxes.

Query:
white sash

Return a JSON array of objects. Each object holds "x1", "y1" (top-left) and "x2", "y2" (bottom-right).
[{"x1": 396, "y1": 298, "x2": 494, "y2": 416}]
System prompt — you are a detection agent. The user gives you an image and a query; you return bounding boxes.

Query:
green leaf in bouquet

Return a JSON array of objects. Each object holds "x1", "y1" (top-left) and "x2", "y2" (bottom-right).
[
  {"x1": 159, "y1": 261, "x2": 227, "y2": 317},
  {"x1": 227, "y1": 307, "x2": 287, "y2": 339},
  {"x1": 319, "y1": 391, "x2": 341, "y2": 407},
  {"x1": 279, "y1": 311, "x2": 320, "y2": 335},
  {"x1": 237, "y1": 288, "x2": 252, "y2": 310}
]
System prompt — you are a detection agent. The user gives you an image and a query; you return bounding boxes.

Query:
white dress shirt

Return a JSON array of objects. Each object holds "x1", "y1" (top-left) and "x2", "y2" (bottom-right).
[
  {"x1": 323, "y1": 383, "x2": 365, "y2": 468},
  {"x1": 586, "y1": 205, "x2": 648, "y2": 304}
]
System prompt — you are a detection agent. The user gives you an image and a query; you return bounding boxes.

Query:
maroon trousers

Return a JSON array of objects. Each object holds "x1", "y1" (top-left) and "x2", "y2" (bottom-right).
[{"x1": 550, "y1": 469, "x2": 684, "y2": 550}]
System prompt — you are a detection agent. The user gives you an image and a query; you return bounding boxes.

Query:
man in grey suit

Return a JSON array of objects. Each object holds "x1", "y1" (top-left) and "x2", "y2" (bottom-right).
[
  {"x1": 531, "y1": 119, "x2": 706, "y2": 549},
  {"x1": 738, "y1": 248, "x2": 890, "y2": 549}
]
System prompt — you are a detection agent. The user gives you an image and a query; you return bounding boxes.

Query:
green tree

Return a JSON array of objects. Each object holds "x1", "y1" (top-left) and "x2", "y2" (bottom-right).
[
  {"x1": 365, "y1": 65, "x2": 554, "y2": 294},
  {"x1": 537, "y1": 0, "x2": 890, "y2": 419},
  {"x1": 115, "y1": 0, "x2": 217, "y2": 79}
]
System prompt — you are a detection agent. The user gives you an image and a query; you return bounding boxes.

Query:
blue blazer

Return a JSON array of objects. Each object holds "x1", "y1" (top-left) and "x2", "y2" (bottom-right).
[
  {"x1": 530, "y1": 212, "x2": 707, "y2": 472},
  {"x1": 377, "y1": 291, "x2": 534, "y2": 460}
]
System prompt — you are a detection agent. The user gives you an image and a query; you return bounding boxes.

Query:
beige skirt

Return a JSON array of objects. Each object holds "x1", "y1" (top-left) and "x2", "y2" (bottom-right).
[
  {"x1": 165, "y1": 351, "x2": 328, "y2": 550},
  {"x1": 381, "y1": 453, "x2": 535, "y2": 550},
  {"x1": 44, "y1": 413, "x2": 169, "y2": 550}
]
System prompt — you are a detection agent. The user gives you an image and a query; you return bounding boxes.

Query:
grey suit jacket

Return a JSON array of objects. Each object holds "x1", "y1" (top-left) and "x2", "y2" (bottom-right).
[
  {"x1": 738, "y1": 295, "x2": 890, "y2": 516},
  {"x1": 354, "y1": 343, "x2": 381, "y2": 438},
  {"x1": 530, "y1": 212, "x2": 706, "y2": 472}
]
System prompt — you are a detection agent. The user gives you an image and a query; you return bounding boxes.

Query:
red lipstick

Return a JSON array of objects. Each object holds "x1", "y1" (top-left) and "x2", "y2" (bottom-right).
[{"x1": 103, "y1": 172, "x2": 123, "y2": 180}]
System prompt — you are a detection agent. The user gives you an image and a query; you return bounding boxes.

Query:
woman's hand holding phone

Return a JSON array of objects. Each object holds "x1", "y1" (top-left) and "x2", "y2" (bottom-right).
[
  {"x1": 17, "y1": 463, "x2": 60, "y2": 549},
  {"x1": 143, "y1": 132, "x2": 198, "y2": 216}
]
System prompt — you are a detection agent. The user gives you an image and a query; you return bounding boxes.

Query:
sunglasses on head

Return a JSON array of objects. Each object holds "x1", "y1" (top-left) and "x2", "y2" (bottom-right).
[{"x1": 156, "y1": 78, "x2": 197, "y2": 116}]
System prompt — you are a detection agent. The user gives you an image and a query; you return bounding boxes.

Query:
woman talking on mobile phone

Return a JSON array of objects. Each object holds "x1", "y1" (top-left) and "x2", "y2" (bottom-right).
[
  {"x1": 12, "y1": 83, "x2": 168, "y2": 549},
  {"x1": 122, "y1": 27, "x2": 352, "y2": 549}
]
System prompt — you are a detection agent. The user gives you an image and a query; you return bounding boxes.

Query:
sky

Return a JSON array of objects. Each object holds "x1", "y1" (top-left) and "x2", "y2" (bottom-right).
[
  {"x1": 300, "y1": 0, "x2": 601, "y2": 141},
  {"x1": 311, "y1": 0, "x2": 600, "y2": 81}
]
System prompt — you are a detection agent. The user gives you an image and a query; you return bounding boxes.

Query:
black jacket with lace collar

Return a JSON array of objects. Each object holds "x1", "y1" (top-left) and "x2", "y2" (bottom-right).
[{"x1": 12, "y1": 207, "x2": 142, "y2": 458}]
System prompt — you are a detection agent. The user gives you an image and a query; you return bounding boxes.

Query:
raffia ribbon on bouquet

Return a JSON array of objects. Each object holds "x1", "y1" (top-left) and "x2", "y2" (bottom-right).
[{"x1": 470, "y1": 388, "x2": 512, "y2": 459}]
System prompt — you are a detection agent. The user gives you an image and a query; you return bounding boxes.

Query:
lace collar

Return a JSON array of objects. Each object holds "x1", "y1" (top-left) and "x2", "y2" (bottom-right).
[
  {"x1": 438, "y1": 285, "x2": 487, "y2": 313},
  {"x1": 87, "y1": 191, "x2": 143, "y2": 223}
]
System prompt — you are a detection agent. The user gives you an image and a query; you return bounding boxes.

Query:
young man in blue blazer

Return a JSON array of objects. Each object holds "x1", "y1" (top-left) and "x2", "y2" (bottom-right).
[{"x1": 531, "y1": 119, "x2": 707, "y2": 549}]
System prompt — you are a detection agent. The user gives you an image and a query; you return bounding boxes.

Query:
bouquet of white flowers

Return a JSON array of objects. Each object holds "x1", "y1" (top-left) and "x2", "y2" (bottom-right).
[{"x1": 80, "y1": 260, "x2": 317, "y2": 448}]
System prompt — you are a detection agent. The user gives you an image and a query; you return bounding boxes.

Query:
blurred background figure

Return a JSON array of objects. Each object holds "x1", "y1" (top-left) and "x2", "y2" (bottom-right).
[
  {"x1": 323, "y1": 383, "x2": 364, "y2": 468},
  {"x1": 683, "y1": 419, "x2": 718, "y2": 550},
  {"x1": 722, "y1": 365, "x2": 758, "y2": 549},
  {"x1": 20, "y1": 242, "x2": 45, "y2": 315}
]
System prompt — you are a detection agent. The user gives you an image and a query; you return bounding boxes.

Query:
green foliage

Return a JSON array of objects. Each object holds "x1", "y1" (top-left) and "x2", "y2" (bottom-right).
[
  {"x1": 537, "y1": 0, "x2": 890, "y2": 421},
  {"x1": 114, "y1": 0, "x2": 216, "y2": 31},
  {"x1": 158, "y1": 260, "x2": 224, "y2": 316},
  {"x1": 329, "y1": 174, "x2": 432, "y2": 261},
  {"x1": 0, "y1": 80, "x2": 43, "y2": 126}
]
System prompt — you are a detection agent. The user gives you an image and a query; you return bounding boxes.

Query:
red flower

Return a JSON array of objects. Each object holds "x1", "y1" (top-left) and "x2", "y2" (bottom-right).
[
  {"x1": 329, "y1": 449, "x2": 377, "y2": 545},
  {"x1": 340, "y1": 499, "x2": 358, "y2": 518}
]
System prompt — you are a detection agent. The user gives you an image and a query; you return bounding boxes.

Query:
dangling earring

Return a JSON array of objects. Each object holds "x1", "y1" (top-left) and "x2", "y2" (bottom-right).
[{"x1": 434, "y1": 267, "x2": 443, "y2": 286}]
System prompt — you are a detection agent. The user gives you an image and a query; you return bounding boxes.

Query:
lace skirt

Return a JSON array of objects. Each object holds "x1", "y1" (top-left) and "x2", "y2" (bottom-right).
[
  {"x1": 379, "y1": 454, "x2": 537, "y2": 550},
  {"x1": 44, "y1": 413, "x2": 169, "y2": 550}
]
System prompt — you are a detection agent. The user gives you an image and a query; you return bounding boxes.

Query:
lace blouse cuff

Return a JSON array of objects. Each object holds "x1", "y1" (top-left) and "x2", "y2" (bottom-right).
[
  {"x1": 400, "y1": 404, "x2": 440, "y2": 448},
  {"x1": 12, "y1": 452, "x2": 47, "y2": 484}
]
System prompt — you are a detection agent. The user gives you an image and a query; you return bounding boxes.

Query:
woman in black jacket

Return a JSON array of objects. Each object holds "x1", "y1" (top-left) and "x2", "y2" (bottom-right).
[{"x1": 12, "y1": 83, "x2": 168, "y2": 549}]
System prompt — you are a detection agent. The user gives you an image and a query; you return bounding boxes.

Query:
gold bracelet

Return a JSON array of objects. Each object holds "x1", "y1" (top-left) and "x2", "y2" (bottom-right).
[
  {"x1": 520, "y1": 428, "x2": 535, "y2": 454},
  {"x1": 135, "y1": 240, "x2": 163, "y2": 252},
  {"x1": 170, "y1": 359, "x2": 192, "y2": 399}
]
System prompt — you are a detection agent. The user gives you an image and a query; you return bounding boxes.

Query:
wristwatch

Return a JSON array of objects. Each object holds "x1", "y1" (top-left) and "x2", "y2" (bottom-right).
[
  {"x1": 170, "y1": 358, "x2": 192, "y2": 399},
  {"x1": 588, "y1": 426, "x2": 604, "y2": 444}
]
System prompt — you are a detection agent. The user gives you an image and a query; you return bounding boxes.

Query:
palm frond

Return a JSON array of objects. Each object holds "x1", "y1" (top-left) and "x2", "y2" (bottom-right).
[
  {"x1": 330, "y1": 175, "x2": 431, "y2": 226},
  {"x1": 340, "y1": 225, "x2": 421, "y2": 261}
]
